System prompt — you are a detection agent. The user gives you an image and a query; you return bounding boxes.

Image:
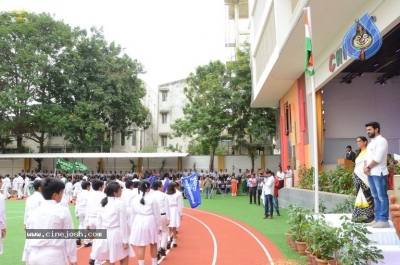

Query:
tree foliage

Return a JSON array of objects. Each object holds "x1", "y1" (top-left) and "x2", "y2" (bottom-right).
[
  {"x1": 0, "y1": 11, "x2": 150, "y2": 153},
  {"x1": 228, "y1": 42, "x2": 276, "y2": 170},
  {"x1": 170, "y1": 43, "x2": 276, "y2": 170},
  {"x1": 170, "y1": 61, "x2": 233, "y2": 170}
]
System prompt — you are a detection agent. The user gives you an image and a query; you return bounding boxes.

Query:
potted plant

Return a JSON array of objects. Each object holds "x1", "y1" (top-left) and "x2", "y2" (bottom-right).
[
  {"x1": 337, "y1": 216, "x2": 384, "y2": 265},
  {"x1": 291, "y1": 207, "x2": 313, "y2": 254},
  {"x1": 310, "y1": 218, "x2": 341, "y2": 265},
  {"x1": 286, "y1": 204, "x2": 297, "y2": 249}
]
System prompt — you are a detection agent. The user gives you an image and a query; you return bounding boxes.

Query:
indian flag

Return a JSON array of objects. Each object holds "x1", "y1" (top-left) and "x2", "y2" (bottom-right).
[{"x1": 305, "y1": 12, "x2": 315, "y2": 76}]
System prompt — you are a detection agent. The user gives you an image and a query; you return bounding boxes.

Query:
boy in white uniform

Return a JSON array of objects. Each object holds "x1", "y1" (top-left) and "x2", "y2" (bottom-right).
[
  {"x1": 0, "y1": 181, "x2": 6, "y2": 254},
  {"x1": 2, "y1": 175, "x2": 10, "y2": 199},
  {"x1": 150, "y1": 180, "x2": 170, "y2": 258},
  {"x1": 86, "y1": 179, "x2": 105, "y2": 265},
  {"x1": 65, "y1": 178, "x2": 73, "y2": 203},
  {"x1": 72, "y1": 177, "x2": 82, "y2": 201},
  {"x1": 23, "y1": 177, "x2": 77, "y2": 265},
  {"x1": 16, "y1": 174, "x2": 24, "y2": 199},
  {"x1": 23, "y1": 176, "x2": 31, "y2": 198},
  {"x1": 24, "y1": 180, "x2": 43, "y2": 230},
  {"x1": 121, "y1": 180, "x2": 134, "y2": 231},
  {"x1": 75, "y1": 181, "x2": 91, "y2": 246}
]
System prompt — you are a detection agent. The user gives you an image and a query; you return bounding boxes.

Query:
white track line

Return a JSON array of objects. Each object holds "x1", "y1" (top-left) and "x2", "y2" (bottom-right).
[
  {"x1": 170, "y1": 213, "x2": 217, "y2": 265},
  {"x1": 187, "y1": 208, "x2": 274, "y2": 265}
]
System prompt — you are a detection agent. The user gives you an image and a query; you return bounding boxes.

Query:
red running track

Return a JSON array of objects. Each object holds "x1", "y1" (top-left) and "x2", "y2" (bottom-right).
[{"x1": 76, "y1": 207, "x2": 284, "y2": 265}]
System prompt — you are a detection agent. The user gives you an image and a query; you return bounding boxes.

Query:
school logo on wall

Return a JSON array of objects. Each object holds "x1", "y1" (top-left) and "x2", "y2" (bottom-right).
[{"x1": 342, "y1": 13, "x2": 382, "y2": 61}]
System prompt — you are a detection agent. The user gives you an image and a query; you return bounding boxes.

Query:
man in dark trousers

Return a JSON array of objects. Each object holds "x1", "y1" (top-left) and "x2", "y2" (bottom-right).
[{"x1": 346, "y1": 145, "x2": 356, "y2": 163}]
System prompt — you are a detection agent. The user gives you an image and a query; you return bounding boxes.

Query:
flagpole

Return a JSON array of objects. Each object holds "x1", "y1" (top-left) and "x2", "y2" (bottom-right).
[{"x1": 304, "y1": 7, "x2": 319, "y2": 215}]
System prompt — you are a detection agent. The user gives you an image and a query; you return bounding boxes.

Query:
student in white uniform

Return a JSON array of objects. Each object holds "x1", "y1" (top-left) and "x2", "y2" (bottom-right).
[
  {"x1": 65, "y1": 178, "x2": 73, "y2": 203},
  {"x1": 91, "y1": 182, "x2": 135, "y2": 265},
  {"x1": 17, "y1": 174, "x2": 24, "y2": 199},
  {"x1": 0, "y1": 183, "x2": 6, "y2": 255},
  {"x1": 150, "y1": 180, "x2": 170, "y2": 258},
  {"x1": 121, "y1": 180, "x2": 134, "y2": 233},
  {"x1": 130, "y1": 180, "x2": 161, "y2": 265},
  {"x1": 24, "y1": 180, "x2": 43, "y2": 229},
  {"x1": 86, "y1": 179, "x2": 105, "y2": 265},
  {"x1": 72, "y1": 177, "x2": 82, "y2": 201},
  {"x1": 12, "y1": 175, "x2": 18, "y2": 198},
  {"x1": 166, "y1": 182, "x2": 183, "y2": 249},
  {"x1": 1, "y1": 175, "x2": 11, "y2": 199},
  {"x1": 75, "y1": 181, "x2": 91, "y2": 247},
  {"x1": 23, "y1": 177, "x2": 77, "y2": 265},
  {"x1": 23, "y1": 176, "x2": 31, "y2": 198}
]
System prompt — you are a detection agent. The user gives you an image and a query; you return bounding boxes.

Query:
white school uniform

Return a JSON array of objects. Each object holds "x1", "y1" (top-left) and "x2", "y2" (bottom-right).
[
  {"x1": 72, "y1": 181, "x2": 82, "y2": 197},
  {"x1": 24, "y1": 192, "x2": 44, "y2": 227},
  {"x1": 91, "y1": 197, "x2": 135, "y2": 263},
  {"x1": 12, "y1": 178, "x2": 18, "y2": 191},
  {"x1": 166, "y1": 192, "x2": 183, "y2": 228},
  {"x1": 75, "y1": 189, "x2": 90, "y2": 244},
  {"x1": 0, "y1": 193, "x2": 5, "y2": 254},
  {"x1": 130, "y1": 192, "x2": 162, "y2": 246},
  {"x1": 23, "y1": 200, "x2": 77, "y2": 265},
  {"x1": 121, "y1": 189, "x2": 134, "y2": 229},
  {"x1": 23, "y1": 177, "x2": 31, "y2": 197},
  {"x1": 65, "y1": 182, "x2": 73, "y2": 202},
  {"x1": 16, "y1": 176, "x2": 24, "y2": 199},
  {"x1": 85, "y1": 190, "x2": 106, "y2": 229},
  {"x1": 1, "y1": 177, "x2": 11, "y2": 198},
  {"x1": 150, "y1": 190, "x2": 170, "y2": 250},
  {"x1": 59, "y1": 193, "x2": 69, "y2": 208}
]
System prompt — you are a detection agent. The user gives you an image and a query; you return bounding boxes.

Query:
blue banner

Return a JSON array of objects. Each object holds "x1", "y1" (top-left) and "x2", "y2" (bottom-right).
[
  {"x1": 182, "y1": 172, "x2": 201, "y2": 209},
  {"x1": 163, "y1": 177, "x2": 170, "y2": 193},
  {"x1": 343, "y1": 13, "x2": 382, "y2": 60}
]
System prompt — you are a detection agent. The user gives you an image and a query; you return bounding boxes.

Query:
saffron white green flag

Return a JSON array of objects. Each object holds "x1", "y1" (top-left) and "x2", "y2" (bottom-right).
[{"x1": 305, "y1": 13, "x2": 315, "y2": 76}]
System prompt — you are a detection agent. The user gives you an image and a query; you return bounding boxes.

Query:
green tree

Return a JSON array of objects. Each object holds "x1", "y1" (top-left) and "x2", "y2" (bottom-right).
[
  {"x1": 58, "y1": 27, "x2": 150, "y2": 151},
  {"x1": 0, "y1": 11, "x2": 78, "y2": 152},
  {"x1": 228, "y1": 43, "x2": 276, "y2": 170},
  {"x1": 170, "y1": 61, "x2": 232, "y2": 171}
]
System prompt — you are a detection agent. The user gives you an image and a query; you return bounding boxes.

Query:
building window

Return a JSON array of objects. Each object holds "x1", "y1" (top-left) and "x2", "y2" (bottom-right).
[
  {"x1": 52, "y1": 132, "x2": 62, "y2": 137},
  {"x1": 161, "y1": 135, "x2": 167, "y2": 146},
  {"x1": 162, "y1": 113, "x2": 168, "y2": 124},
  {"x1": 121, "y1": 132, "x2": 125, "y2": 146},
  {"x1": 162, "y1": 91, "x2": 168, "y2": 101},
  {"x1": 48, "y1": 147, "x2": 63, "y2": 153},
  {"x1": 288, "y1": 104, "x2": 292, "y2": 133},
  {"x1": 131, "y1": 131, "x2": 136, "y2": 146}
]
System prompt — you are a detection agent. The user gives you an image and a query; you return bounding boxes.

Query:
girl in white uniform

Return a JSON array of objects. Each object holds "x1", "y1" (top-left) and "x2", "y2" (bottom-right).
[
  {"x1": 166, "y1": 182, "x2": 183, "y2": 248},
  {"x1": 91, "y1": 182, "x2": 135, "y2": 265},
  {"x1": 0, "y1": 188, "x2": 6, "y2": 255},
  {"x1": 130, "y1": 180, "x2": 161, "y2": 265}
]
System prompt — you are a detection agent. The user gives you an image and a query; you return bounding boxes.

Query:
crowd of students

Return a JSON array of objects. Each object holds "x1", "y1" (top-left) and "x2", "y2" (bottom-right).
[{"x1": 0, "y1": 171, "x2": 185, "y2": 265}]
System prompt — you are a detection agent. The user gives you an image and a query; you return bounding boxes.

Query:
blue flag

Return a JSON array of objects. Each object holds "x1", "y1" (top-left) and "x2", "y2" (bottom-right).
[
  {"x1": 182, "y1": 172, "x2": 201, "y2": 209},
  {"x1": 163, "y1": 177, "x2": 170, "y2": 193},
  {"x1": 147, "y1": 175, "x2": 157, "y2": 185}
]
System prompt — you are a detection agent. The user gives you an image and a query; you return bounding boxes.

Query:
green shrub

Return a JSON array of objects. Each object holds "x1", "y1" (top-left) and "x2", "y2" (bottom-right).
[{"x1": 296, "y1": 166, "x2": 354, "y2": 195}]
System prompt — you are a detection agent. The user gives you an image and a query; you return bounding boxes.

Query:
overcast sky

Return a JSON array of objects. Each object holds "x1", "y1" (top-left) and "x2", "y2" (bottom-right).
[{"x1": 1, "y1": 0, "x2": 229, "y2": 90}]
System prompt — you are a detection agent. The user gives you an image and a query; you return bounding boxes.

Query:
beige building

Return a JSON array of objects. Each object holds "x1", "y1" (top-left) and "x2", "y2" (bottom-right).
[{"x1": 157, "y1": 79, "x2": 190, "y2": 153}]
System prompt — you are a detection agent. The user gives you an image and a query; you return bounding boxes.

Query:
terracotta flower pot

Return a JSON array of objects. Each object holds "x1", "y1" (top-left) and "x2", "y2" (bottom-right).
[
  {"x1": 315, "y1": 257, "x2": 336, "y2": 265},
  {"x1": 285, "y1": 232, "x2": 291, "y2": 245},
  {"x1": 305, "y1": 249, "x2": 312, "y2": 265},
  {"x1": 295, "y1": 240, "x2": 307, "y2": 255},
  {"x1": 290, "y1": 239, "x2": 297, "y2": 251},
  {"x1": 309, "y1": 254, "x2": 318, "y2": 265}
]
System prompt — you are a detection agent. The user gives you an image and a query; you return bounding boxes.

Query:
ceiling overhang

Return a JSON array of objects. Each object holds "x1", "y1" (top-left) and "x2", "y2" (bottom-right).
[{"x1": 251, "y1": 0, "x2": 381, "y2": 108}]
